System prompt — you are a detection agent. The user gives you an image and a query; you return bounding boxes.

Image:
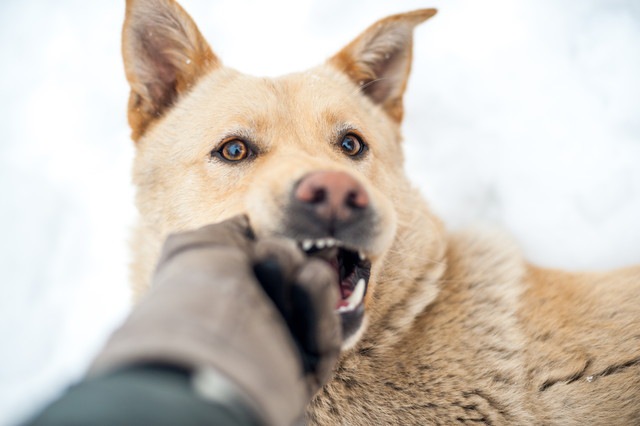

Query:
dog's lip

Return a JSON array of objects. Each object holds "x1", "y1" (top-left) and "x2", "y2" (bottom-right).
[{"x1": 298, "y1": 238, "x2": 371, "y2": 315}]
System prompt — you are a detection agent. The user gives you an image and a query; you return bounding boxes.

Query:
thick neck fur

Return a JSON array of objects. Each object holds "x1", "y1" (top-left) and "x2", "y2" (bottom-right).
[
  {"x1": 361, "y1": 181, "x2": 447, "y2": 350},
  {"x1": 307, "y1": 227, "x2": 534, "y2": 425}
]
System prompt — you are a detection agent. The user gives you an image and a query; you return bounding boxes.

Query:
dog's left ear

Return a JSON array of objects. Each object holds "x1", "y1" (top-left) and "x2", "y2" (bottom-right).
[
  {"x1": 122, "y1": 0, "x2": 219, "y2": 141},
  {"x1": 328, "y1": 9, "x2": 436, "y2": 123}
]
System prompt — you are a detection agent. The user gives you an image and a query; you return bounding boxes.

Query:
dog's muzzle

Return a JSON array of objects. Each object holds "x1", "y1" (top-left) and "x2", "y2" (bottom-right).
[{"x1": 285, "y1": 171, "x2": 375, "y2": 342}]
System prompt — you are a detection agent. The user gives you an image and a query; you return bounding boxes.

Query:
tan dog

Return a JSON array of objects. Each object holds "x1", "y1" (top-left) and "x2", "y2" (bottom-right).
[{"x1": 122, "y1": 0, "x2": 640, "y2": 423}]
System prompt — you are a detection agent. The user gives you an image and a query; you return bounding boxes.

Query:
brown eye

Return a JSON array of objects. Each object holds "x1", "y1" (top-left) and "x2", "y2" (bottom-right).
[
  {"x1": 217, "y1": 139, "x2": 249, "y2": 162},
  {"x1": 340, "y1": 133, "x2": 366, "y2": 157}
]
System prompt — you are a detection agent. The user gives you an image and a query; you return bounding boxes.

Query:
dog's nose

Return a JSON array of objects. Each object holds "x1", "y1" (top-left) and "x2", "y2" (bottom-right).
[{"x1": 294, "y1": 171, "x2": 369, "y2": 223}]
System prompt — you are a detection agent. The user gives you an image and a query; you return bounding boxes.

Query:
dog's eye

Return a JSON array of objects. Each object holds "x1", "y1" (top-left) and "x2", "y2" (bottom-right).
[
  {"x1": 217, "y1": 139, "x2": 250, "y2": 162},
  {"x1": 340, "y1": 133, "x2": 367, "y2": 157}
]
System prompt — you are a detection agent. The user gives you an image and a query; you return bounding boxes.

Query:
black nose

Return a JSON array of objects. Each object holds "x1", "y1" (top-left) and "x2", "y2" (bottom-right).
[{"x1": 288, "y1": 171, "x2": 373, "y2": 240}]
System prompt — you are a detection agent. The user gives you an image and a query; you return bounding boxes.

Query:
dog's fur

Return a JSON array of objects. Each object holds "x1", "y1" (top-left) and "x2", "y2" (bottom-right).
[{"x1": 122, "y1": 0, "x2": 640, "y2": 423}]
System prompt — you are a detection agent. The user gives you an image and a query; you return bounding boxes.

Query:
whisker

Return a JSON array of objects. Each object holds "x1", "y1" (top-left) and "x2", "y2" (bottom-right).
[{"x1": 350, "y1": 77, "x2": 388, "y2": 97}]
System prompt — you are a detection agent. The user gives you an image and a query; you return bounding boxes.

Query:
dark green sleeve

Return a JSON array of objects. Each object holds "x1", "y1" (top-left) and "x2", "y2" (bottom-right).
[{"x1": 24, "y1": 365, "x2": 262, "y2": 426}]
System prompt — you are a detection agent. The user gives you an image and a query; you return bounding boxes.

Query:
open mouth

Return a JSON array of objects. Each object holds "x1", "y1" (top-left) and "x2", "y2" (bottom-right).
[{"x1": 299, "y1": 238, "x2": 371, "y2": 315}]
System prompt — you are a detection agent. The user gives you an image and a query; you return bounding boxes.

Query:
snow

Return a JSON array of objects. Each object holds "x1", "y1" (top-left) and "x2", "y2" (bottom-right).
[{"x1": 0, "y1": 0, "x2": 638, "y2": 424}]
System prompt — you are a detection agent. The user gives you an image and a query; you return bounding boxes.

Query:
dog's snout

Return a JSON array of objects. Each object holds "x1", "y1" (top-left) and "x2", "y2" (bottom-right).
[{"x1": 294, "y1": 171, "x2": 369, "y2": 222}]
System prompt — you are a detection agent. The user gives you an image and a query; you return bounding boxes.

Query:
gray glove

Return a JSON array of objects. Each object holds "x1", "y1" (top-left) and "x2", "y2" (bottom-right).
[{"x1": 89, "y1": 216, "x2": 341, "y2": 426}]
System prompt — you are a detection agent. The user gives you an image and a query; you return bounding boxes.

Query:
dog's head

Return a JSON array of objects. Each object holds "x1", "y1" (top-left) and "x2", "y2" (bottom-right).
[{"x1": 124, "y1": 0, "x2": 445, "y2": 350}]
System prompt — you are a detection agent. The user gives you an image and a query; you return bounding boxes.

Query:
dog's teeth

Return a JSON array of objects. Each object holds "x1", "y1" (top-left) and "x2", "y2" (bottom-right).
[
  {"x1": 359, "y1": 251, "x2": 366, "y2": 261},
  {"x1": 346, "y1": 278, "x2": 366, "y2": 309},
  {"x1": 302, "y1": 239, "x2": 313, "y2": 251},
  {"x1": 315, "y1": 239, "x2": 326, "y2": 249},
  {"x1": 325, "y1": 238, "x2": 336, "y2": 248},
  {"x1": 336, "y1": 279, "x2": 366, "y2": 314}
]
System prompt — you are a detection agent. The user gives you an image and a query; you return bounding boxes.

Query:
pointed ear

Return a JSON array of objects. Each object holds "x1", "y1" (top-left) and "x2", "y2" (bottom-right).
[
  {"x1": 328, "y1": 9, "x2": 436, "y2": 123},
  {"x1": 122, "y1": 0, "x2": 220, "y2": 141}
]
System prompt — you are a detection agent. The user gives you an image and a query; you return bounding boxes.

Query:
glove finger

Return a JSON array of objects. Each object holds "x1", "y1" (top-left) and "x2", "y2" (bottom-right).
[
  {"x1": 158, "y1": 215, "x2": 254, "y2": 266},
  {"x1": 253, "y1": 237, "x2": 305, "y2": 282},
  {"x1": 252, "y1": 237, "x2": 306, "y2": 325},
  {"x1": 253, "y1": 257, "x2": 292, "y2": 323},
  {"x1": 253, "y1": 239, "x2": 340, "y2": 383},
  {"x1": 292, "y1": 259, "x2": 341, "y2": 381}
]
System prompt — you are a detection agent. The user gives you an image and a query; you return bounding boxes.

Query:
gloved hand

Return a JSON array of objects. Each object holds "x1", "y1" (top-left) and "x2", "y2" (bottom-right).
[{"x1": 88, "y1": 216, "x2": 341, "y2": 426}]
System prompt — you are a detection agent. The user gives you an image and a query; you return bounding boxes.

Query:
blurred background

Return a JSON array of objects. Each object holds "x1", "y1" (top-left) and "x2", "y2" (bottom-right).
[{"x1": 1, "y1": 0, "x2": 639, "y2": 424}]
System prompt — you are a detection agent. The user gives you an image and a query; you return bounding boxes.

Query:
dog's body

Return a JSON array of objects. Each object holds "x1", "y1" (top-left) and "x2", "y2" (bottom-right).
[
  {"x1": 310, "y1": 234, "x2": 640, "y2": 424},
  {"x1": 122, "y1": 0, "x2": 640, "y2": 423}
]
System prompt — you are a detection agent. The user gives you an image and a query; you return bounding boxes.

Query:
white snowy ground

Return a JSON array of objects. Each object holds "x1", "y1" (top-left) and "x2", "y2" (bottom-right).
[{"x1": 1, "y1": 0, "x2": 639, "y2": 424}]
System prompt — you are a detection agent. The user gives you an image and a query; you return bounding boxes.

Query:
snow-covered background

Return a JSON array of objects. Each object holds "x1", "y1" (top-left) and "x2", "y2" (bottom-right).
[{"x1": 1, "y1": 0, "x2": 639, "y2": 424}]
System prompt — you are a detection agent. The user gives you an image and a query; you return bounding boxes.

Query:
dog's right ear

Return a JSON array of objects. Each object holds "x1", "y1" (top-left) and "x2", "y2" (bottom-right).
[
  {"x1": 123, "y1": 0, "x2": 219, "y2": 141},
  {"x1": 328, "y1": 9, "x2": 436, "y2": 124}
]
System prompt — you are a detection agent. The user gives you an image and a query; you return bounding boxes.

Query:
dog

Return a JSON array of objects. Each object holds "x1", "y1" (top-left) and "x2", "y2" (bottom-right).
[{"x1": 121, "y1": 0, "x2": 640, "y2": 423}]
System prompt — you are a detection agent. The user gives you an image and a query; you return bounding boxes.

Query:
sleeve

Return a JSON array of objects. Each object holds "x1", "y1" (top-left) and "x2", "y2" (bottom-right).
[{"x1": 24, "y1": 364, "x2": 263, "y2": 426}]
